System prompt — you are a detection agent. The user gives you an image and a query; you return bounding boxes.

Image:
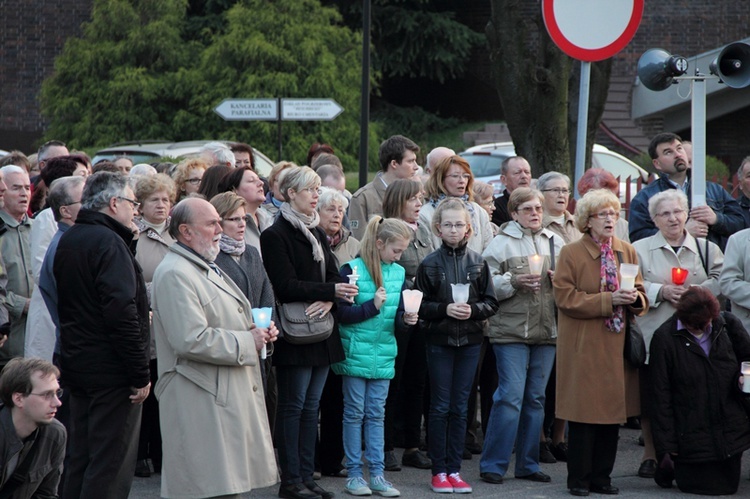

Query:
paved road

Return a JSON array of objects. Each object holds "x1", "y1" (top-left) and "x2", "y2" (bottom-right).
[{"x1": 129, "y1": 428, "x2": 750, "y2": 497}]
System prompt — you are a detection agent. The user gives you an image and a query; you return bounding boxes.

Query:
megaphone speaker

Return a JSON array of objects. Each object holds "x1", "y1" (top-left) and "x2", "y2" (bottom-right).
[
  {"x1": 637, "y1": 48, "x2": 688, "y2": 92},
  {"x1": 710, "y1": 41, "x2": 750, "y2": 89}
]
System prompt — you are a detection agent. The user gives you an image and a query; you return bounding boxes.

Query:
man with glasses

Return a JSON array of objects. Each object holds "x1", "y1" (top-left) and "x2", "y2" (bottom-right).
[
  {"x1": 54, "y1": 172, "x2": 150, "y2": 499},
  {"x1": 629, "y1": 132, "x2": 742, "y2": 251},
  {"x1": 0, "y1": 357, "x2": 66, "y2": 498}
]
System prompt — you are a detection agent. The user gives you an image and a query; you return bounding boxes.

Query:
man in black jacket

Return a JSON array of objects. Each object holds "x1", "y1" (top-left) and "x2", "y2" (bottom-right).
[{"x1": 54, "y1": 172, "x2": 150, "y2": 499}]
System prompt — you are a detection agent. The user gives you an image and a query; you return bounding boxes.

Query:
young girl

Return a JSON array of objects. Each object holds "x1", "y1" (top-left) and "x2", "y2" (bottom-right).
[
  {"x1": 334, "y1": 216, "x2": 417, "y2": 497},
  {"x1": 415, "y1": 198, "x2": 499, "y2": 494}
]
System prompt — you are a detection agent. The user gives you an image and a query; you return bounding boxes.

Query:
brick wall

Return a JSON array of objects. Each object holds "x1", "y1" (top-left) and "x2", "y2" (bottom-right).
[{"x1": 0, "y1": 0, "x2": 92, "y2": 152}]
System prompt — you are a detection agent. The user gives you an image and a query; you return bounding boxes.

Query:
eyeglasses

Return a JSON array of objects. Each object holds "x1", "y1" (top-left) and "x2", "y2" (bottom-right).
[
  {"x1": 117, "y1": 196, "x2": 141, "y2": 209},
  {"x1": 445, "y1": 174, "x2": 471, "y2": 181},
  {"x1": 594, "y1": 210, "x2": 619, "y2": 220},
  {"x1": 542, "y1": 188, "x2": 570, "y2": 195},
  {"x1": 440, "y1": 222, "x2": 467, "y2": 231},
  {"x1": 185, "y1": 178, "x2": 202, "y2": 185},
  {"x1": 656, "y1": 209, "x2": 686, "y2": 219},
  {"x1": 63, "y1": 200, "x2": 82, "y2": 207},
  {"x1": 302, "y1": 187, "x2": 322, "y2": 195},
  {"x1": 28, "y1": 389, "x2": 63, "y2": 401},
  {"x1": 222, "y1": 216, "x2": 246, "y2": 224},
  {"x1": 518, "y1": 206, "x2": 543, "y2": 215}
]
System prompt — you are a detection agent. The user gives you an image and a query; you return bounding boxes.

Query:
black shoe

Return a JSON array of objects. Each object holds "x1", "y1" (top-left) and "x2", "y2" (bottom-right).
[
  {"x1": 279, "y1": 483, "x2": 322, "y2": 499},
  {"x1": 539, "y1": 441, "x2": 557, "y2": 464},
  {"x1": 516, "y1": 471, "x2": 551, "y2": 483},
  {"x1": 304, "y1": 481, "x2": 334, "y2": 499},
  {"x1": 384, "y1": 450, "x2": 401, "y2": 471},
  {"x1": 637, "y1": 434, "x2": 644, "y2": 446},
  {"x1": 134, "y1": 459, "x2": 151, "y2": 477},
  {"x1": 590, "y1": 484, "x2": 619, "y2": 495},
  {"x1": 654, "y1": 465, "x2": 674, "y2": 488},
  {"x1": 569, "y1": 488, "x2": 590, "y2": 496},
  {"x1": 465, "y1": 442, "x2": 483, "y2": 455},
  {"x1": 480, "y1": 472, "x2": 503, "y2": 484},
  {"x1": 637, "y1": 459, "x2": 656, "y2": 478},
  {"x1": 402, "y1": 450, "x2": 432, "y2": 469},
  {"x1": 462, "y1": 448, "x2": 472, "y2": 460},
  {"x1": 624, "y1": 417, "x2": 641, "y2": 430},
  {"x1": 550, "y1": 441, "x2": 568, "y2": 462}
]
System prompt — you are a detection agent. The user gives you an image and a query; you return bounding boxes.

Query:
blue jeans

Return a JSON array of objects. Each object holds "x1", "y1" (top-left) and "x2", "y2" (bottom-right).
[
  {"x1": 426, "y1": 343, "x2": 481, "y2": 475},
  {"x1": 342, "y1": 376, "x2": 390, "y2": 478},
  {"x1": 275, "y1": 365, "x2": 329, "y2": 485},
  {"x1": 480, "y1": 343, "x2": 556, "y2": 477}
]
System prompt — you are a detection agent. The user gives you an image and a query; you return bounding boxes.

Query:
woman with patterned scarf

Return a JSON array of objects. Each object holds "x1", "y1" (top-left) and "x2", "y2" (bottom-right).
[{"x1": 553, "y1": 189, "x2": 648, "y2": 497}]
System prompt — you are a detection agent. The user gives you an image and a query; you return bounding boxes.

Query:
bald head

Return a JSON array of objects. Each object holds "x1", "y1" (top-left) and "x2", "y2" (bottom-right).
[{"x1": 426, "y1": 147, "x2": 456, "y2": 173}]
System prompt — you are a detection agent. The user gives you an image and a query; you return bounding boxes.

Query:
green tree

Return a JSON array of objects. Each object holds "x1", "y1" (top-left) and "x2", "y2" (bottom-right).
[{"x1": 41, "y1": 0, "x2": 374, "y2": 168}]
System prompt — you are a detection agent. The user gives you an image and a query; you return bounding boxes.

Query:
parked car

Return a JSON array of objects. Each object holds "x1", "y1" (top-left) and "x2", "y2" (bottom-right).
[
  {"x1": 459, "y1": 142, "x2": 653, "y2": 202},
  {"x1": 93, "y1": 140, "x2": 275, "y2": 178}
]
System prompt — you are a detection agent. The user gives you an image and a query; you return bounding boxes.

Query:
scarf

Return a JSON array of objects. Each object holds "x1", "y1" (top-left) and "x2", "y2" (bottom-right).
[
  {"x1": 598, "y1": 236, "x2": 624, "y2": 332},
  {"x1": 280, "y1": 202, "x2": 325, "y2": 263},
  {"x1": 429, "y1": 193, "x2": 475, "y2": 214},
  {"x1": 219, "y1": 233, "x2": 245, "y2": 256},
  {"x1": 327, "y1": 230, "x2": 343, "y2": 249}
]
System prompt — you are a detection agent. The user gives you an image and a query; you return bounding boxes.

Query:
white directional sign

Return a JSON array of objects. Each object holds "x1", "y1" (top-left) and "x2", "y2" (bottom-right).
[
  {"x1": 281, "y1": 99, "x2": 343, "y2": 121},
  {"x1": 213, "y1": 99, "x2": 278, "y2": 121}
]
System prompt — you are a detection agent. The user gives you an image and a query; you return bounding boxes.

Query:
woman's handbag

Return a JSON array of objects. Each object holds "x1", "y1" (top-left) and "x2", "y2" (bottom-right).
[
  {"x1": 279, "y1": 302, "x2": 334, "y2": 345},
  {"x1": 624, "y1": 313, "x2": 647, "y2": 367}
]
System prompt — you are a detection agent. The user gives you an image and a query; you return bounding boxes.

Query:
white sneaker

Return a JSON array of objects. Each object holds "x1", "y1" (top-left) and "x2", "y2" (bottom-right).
[
  {"x1": 346, "y1": 476, "x2": 372, "y2": 496},
  {"x1": 370, "y1": 475, "x2": 400, "y2": 497}
]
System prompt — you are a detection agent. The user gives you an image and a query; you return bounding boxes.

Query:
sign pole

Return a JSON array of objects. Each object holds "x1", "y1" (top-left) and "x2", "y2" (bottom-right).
[
  {"x1": 574, "y1": 61, "x2": 591, "y2": 199},
  {"x1": 691, "y1": 76, "x2": 707, "y2": 207},
  {"x1": 277, "y1": 97, "x2": 282, "y2": 162},
  {"x1": 358, "y1": 0, "x2": 372, "y2": 189}
]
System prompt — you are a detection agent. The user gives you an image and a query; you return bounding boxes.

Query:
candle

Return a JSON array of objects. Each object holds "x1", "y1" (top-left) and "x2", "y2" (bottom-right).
[
  {"x1": 672, "y1": 267, "x2": 688, "y2": 286},
  {"x1": 251, "y1": 307, "x2": 273, "y2": 360},
  {"x1": 620, "y1": 263, "x2": 639, "y2": 290},
  {"x1": 742, "y1": 362, "x2": 750, "y2": 393},
  {"x1": 402, "y1": 289, "x2": 423, "y2": 313},
  {"x1": 528, "y1": 254, "x2": 543, "y2": 275},
  {"x1": 451, "y1": 283, "x2": 470, "y2": 304},
  {"x1": 348, "y1": 265, "x2": 360, "y2": 285}
]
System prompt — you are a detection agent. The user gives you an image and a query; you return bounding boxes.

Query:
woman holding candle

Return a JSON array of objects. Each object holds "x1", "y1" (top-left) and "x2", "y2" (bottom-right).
[
  {"x1": 316, "y1": 187, "x2": 360, "y2": 267},
  {"x1": 650, "y1": 287, "x2": 750, "y2": 494},
  {"x1": 630, "y1": 189, "x2": 723, "y2": 481},
  {"x1": 380, "y1": 179, "x2": 434, "y2": 470},
  {"x1": 260, "y1": 166, "x2": 359, "y2": 499},
  {"x1": 479, "y1": 188, "x2": 564, "y2": 485},
  {"x1": 577, "y1": 168, "x2": 630, "y2": 242},
  {"x1": 553, "y1": 189, "x2": 648, "y2": 496},
  {"x1": 333, "y1": 216, "x2": 416, "y2": 497}
]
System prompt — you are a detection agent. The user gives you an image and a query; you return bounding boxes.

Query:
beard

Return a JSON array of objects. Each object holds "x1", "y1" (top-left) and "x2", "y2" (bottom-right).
[{"x1": 195, "y1": 237, "x2": 220, "y2": 262}]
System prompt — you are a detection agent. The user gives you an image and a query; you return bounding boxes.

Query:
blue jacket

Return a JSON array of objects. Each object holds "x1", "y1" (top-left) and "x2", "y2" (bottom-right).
[
  {"x1": 628, "y1": 175, "x2": 743, "y2": 251},
  {"x1": 333, "y1": 259, "x2": 406, "y2": 379}
]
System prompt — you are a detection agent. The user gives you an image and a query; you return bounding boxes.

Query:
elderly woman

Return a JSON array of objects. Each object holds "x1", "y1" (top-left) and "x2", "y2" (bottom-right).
[
  {"x1": 219, "y1": 167, "x2": 273, "y2": 252},
  {"x1": 538, "y1": 172, "x2": 580, "y2": 244},
  {"x1": 553, "y1": 189, "x2": 648, "y2": 496},
  {"x1": 577, "y1": 168, "x2": 629, "y2": 242},
  {"x1": 171, "y1": 158, "x2": 207, "y2": 201},
  {"x1": 473, "y1": 181, "x2": 499, "y2": 236},
  {"x1": 631, "y1": 189, "x2": 723, "y2": 479},
  {"x1": 419, "y1": 155, "x2": 494, "y2": 254},
  {"x1": 260, "y1": 166, "x2": 358, "y2": 499},
  {"x1": 317, "y1": 187, "x2": 360, "y2": 266},
  {"x1": 650, "y1": 287, "x2": 750, "y2": 495},
  {"x1": 132, "y1": 173, "x2": 177, "y2": 477},
  {"x1": 479, "y1": 188, "x2": 564, "y2": 484},
  {"x1": 264, "y1": 161, "x2": 297, "y2": 216},
  {"x1": 379, "y1": 178, "x2": 434, "y2": 470}
]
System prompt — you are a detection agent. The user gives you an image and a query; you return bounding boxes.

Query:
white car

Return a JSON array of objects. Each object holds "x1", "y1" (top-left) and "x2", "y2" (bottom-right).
[{"x1": 460, "y1": 142, "x2": 653, "y2": 201}]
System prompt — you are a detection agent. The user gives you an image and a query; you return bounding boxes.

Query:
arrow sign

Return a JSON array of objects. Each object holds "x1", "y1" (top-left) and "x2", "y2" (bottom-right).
[
  {"x1": 213, "y1": 99, "x2": 278, "y2": 121},
  {"x1": 281, "y1": 99, "x2": 343, "y2": 121}
]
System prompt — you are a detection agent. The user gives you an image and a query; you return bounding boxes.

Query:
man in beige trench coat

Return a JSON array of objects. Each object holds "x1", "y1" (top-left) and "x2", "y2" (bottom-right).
[{"x1": 152, "y1": 198, "x2": 279, "y2": 498}]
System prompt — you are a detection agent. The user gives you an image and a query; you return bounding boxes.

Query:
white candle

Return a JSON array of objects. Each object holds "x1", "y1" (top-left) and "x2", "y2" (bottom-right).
[
  {"x1": 619, "y1": 263, "x2": 639, "y2": 290},
  {"x1": 402, "y1": 289, "x2": 423, "y2": 313},
  {"x1": 742, "y1": 362, "x2": 750, "y2": 393},
  {"x1": 528, "y1": 254, "x2": 543, "y2": 275}
]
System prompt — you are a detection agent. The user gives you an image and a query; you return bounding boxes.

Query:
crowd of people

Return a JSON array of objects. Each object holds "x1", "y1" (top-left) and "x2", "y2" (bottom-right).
[{"x1": 0, "y1": 132, "x2": 749, "y2": 499}]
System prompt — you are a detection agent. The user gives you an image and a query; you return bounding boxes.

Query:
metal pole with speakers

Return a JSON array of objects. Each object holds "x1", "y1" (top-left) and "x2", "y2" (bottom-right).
[{"x1": 637, "y1": 41, "x2": 750, "y2": 207}]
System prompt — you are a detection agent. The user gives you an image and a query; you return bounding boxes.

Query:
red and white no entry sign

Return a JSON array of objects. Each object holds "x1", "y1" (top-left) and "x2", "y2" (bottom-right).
[{"x1": 542, "y1": 0, "x2": 644, "y2": 61}]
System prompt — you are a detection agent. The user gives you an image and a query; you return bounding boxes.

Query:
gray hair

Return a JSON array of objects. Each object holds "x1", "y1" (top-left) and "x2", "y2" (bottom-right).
[
  {"x1": 536, "y1": 171, "x2": 570, "y2": 191},
  {"x1": 81, "y1": 172, "x2": 130, "y2": 211},
  {"x1": 0, "y1": 165, "x2": 27, "y2": 177},
  {"x1": 200, "y1": 141, "x2": 235, "y2": 168},
  {"x1": 279, "y1": 166, "x2": 320, "y2": 202},
  {"x1": 129, "y1": 163, "x2": 157, "y2": 177},
  {"x1": 168, "y1": 199, "x2": 192, "y2": 240},
  {"x1": 317, "y1": 186, "x2": 349, "y2": 211},
  {"x1": 648, "y1": 189, "x2": 688, "y2": 222},
  {"x1": 48, "y1": 176, "x2": 85, "y2": 221}
]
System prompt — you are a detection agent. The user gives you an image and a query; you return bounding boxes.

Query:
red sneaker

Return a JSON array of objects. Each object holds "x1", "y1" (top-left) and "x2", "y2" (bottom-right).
[
  {"x1": 448, "y1": 473, "x2": 472, "y2": 493},
  {"x1": 431, "y1": 473, "x2": 453, "y2": 493}
]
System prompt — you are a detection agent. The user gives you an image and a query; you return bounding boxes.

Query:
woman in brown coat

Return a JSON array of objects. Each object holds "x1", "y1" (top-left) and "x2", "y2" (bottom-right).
[{"x1": 553, "y1": 189, "x2": 648, "y2": 497}]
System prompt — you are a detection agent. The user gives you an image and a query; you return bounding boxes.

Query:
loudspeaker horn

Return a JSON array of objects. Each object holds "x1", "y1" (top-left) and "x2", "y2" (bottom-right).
[
  {"x1": 709, "y1": 42, "x2": 750, "y2": 89},
  {"x1": 637, "y1": 48, "x2": 689, "y2": 91}
]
